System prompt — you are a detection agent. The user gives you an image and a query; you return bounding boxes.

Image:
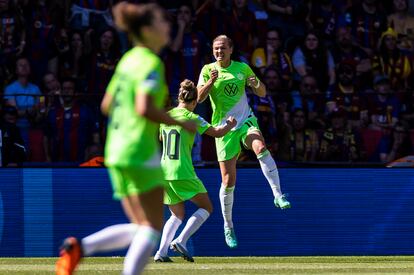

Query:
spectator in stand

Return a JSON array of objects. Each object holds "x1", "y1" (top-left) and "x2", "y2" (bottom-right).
[
  {"x1": 306, "y1": 0, "x2": 339, "y2": 46},
  {"x1": 42, "y1": 72, "x2": 61, "y2": 111},
  {"x1": 319, "y1": 109, "x2": 360, "y2": 162},
  {"x1": 0, "y1": 0, "x2": 25, "y2": 87},
  {"x1": 22, "y1": 0, "x2": 64, "y2": 85},
  {"x1": 388, "y1": 0, "x2": 414, "y2": 50},
  {"x1": 164, "y1": 3, "x2": 210, "y2": 164},
  {"x1": 290, "y1": 74, "x2": 325, "y2": 129},
  {"x1": 66, "y1": 0, "x2": 114, "y2": 33},
  {"x1": 368, "y1": 75, "x2": 401, "y2": 131},
  {"x1": 374, "y1": 121, "x2": 413, "y2": 163},
  {"x1": 331, "y1": 27, "x2": 371, "y2": 90},
  {"x1": 372, "y1": 28, "x2": 412, "y2": 92},
  {"x1": 84, "y1": 27, "x2": 120, "y2": 107},
  {"x1": 224, "y1": 0, "x2": 259, "y2": 62},
  {"x1": 292, "y1": 30, "x2": 336, "y2": 95},
  {"x1": 266, "y1": 0, "x2": 307, "y2": 38},
  {"x1": 58, "y1": 30, "x2": 87, "y2": 83},
  {"x1": 401, "y1": 90, "x2": 414, "y2": 128},
  {"x1": 165, "y1": 3, "x2": 208, "y2": 100},
  {"x1": 52, "y1": 27, "x2": 70, "y2": 68},
  {"x1": 0, "y1": 105, "x2": 26, "y2": 166},
  {"x1": 332, "y1": 0, "x2": 353, "y2": 13},
  {"x1": 278, "y1": 108, "x2": 319, "y2": 162},
  {"x1": 4, "y1": 57, "x2": 42, "y2": 149},
  {"x1": 327, "y1": 61, "x2": 369, "y2": 130},
  {"x1": 342, "y1": 0, "x2": 387, "y2": 56},
  {"x1": 250, "y1": 28, "x2": 292, "y2": 90},
  {"x1": 195, "y1": 0, "x2": 230, "y2": 42},
  {"x1": 263, "y1": 66, "x2": 291, "y2": 125},
  {"x1": 44, "y1": 78, "x2": 100, "y2": 162}
]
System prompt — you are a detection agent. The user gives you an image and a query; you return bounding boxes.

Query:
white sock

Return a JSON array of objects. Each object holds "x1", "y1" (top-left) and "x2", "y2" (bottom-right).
[
  {"x1": 123, "y1": 225, "x2": 160, "y2": 275},
  {"x1": 258, "y1": 150, "x2": 282, "y2": 198},
  {"x1": 157, "y1": 215, "x2": 182, "y2": 257},
  {"x1": 219, "y1": 185, "x2": 234, "y2": 229},
  {"x1": 175, "y1": 208, "x2": 210, "y2": 247},
  {"x1": 81, "y1": 223, "x2": 139, "y2": 256}
]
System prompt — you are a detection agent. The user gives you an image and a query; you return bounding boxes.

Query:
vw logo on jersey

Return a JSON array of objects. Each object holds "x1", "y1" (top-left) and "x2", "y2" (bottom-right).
[{"x1": 224, "y1": 83, "x2": 238, "y2": 97}]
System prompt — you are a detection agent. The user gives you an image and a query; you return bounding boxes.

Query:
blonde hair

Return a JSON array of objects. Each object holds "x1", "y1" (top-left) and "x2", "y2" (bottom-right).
[
  {"x1": 178, "y1": 79, "x2": 197, "y2": 103},
  {"x1": 213, "y1": 34, "x2": 233, "y2": 48}
]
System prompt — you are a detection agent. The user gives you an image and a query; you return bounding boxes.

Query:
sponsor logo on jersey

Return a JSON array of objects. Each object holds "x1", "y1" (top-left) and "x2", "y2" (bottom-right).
[{"x1": 224, "y1": 83, "x2": 238, "y2": 97}]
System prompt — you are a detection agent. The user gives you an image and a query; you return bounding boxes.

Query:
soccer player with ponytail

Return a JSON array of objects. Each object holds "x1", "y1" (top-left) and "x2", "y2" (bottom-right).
[
  {"x1": 155, "y1": 79, "x2": 236, "y2": 262},
  {"x1": 56, "y1": 3, "x2": 196, "y2": 275}
]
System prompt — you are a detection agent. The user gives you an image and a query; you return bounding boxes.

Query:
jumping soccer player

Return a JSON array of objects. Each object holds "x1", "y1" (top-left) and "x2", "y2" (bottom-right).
[{"x1": 197, "y1": 34, "x2": 291, "y2": 249}]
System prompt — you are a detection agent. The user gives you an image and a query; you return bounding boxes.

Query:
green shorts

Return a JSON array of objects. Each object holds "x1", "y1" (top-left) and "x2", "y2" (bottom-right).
[
  {"x1": 215, "y1": 116, "x2": 261, "y2": 161},
  {"x1": 108, "y1": 166, "x2": 164, "y2": 200},
  {"x1": 164, "y1": 178, "x2": 207, "y2": 205}
]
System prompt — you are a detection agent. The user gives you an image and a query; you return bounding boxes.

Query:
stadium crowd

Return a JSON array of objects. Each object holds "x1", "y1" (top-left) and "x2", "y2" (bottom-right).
[{"x1": 0, "y1": 0, "x2": 414, "y2": 166}]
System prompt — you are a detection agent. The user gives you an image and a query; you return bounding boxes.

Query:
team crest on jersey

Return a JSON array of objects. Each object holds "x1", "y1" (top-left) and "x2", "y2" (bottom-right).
[
  {"x1": 146, "y1": 71, "x2": 159, "y2": 81},
  {"x1": 197, "y1": 116, "x2": 208, "y2": 127},
  {"x1": 142, "y1": 70, "x2": 160, "y2": 90},
  {"x1": 224, "y1": 83, "x2": 238, "y2": 97},
  {"x1": 237, "y1": 72, "x2": 244, "y2": 80}
]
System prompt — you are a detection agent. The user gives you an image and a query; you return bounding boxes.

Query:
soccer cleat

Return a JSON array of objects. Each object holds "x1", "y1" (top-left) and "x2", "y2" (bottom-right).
[
  {"x1": 170, "y1": 241, "x2": 194, "y2": 262},
  {"x1": 56, "y1": 237, "x2": 83, "y2": 275},
  {"x1": 154, "y1": 253, "x2": 173, "y2": 263},
  {"x1": 274, "y1": 194, "x2": 291, "y2": 209},
  {"x1": 224, "y1": 227, "x2": 238, "y2": 249}
]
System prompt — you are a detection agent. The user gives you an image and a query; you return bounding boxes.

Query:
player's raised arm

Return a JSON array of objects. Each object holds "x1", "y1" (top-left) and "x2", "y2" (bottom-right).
[
  {"x1": 197, "y1": 67, "x2": 218, "y2": 103},
  {"x1": 247, "y1": 75, "x2": 266, "y2": 97},
  {"x1": 136, "y1": 92, "x2": 197, "y2": 133}
]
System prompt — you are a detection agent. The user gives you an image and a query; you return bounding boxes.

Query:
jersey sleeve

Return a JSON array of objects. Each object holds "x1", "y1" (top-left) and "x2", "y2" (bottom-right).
[
  {"x1": 244, "y1": 63, "x2": 256, "y2": 82},
  {"x1": 138, "y1": 60, "x2": 164, "y2": 96},
  {"x1": 195, "y1": 114, "x2": 211, "y2": 135},
  {"x1": 106, "y1": 71, "x2": 120, "y2": 96},
  {"x1": 197, "y1": 65, "x2": 210, "y2": 87}
]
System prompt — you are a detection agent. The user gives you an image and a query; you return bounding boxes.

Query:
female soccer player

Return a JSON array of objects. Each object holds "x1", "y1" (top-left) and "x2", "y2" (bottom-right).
[
  {"x1": 154, "y1": 79, "x2": 236, "y2": 262},
  {"x1": 55, "y1": 3, "x2": 196, "y2": 275},
  {"x1": 197, "y1": 35, "x2": 291, "y2": 249}
]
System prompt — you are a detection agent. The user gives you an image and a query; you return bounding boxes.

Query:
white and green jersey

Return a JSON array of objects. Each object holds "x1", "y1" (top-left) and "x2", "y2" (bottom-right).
[
  {"x1": 160, "y1": 108, "x2": 210, "y2": 180},
  {"x1": 105, "y1": 47, "x2": 167, "y2": 168},
  {"x1": 198, "y1": 61, "x2": 256, "y2": 129}
]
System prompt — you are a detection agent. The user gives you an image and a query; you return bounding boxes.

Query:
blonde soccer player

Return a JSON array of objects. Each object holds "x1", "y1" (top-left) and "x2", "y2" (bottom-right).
[{"x1": 197, "y1": 35, "x2": 291, "y2": 249}]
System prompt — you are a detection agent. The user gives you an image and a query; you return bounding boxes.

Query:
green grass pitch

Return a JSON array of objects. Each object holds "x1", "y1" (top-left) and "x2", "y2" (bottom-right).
[{"x1": 1, "y1": 256, "x2": 414, "y2": 274}]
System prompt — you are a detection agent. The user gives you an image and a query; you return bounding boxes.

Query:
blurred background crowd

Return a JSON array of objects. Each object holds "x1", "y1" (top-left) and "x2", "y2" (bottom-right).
[{"x1": 0, "y1": 0, "x2": 413, "y2": 167}]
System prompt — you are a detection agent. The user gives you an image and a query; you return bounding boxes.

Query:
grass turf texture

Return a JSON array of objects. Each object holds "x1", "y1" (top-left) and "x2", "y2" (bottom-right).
[{"x1": 1, "y1": 256, "x2": 414, "y2": 274}]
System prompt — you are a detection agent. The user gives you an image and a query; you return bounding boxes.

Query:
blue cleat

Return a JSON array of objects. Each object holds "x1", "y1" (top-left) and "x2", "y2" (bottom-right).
[
  {"x1": 224, "y1": 227, "x2": 238, "y2": 249},
  {"x1": 274, "y1": 194, "x2": 291, "y2": 209}
]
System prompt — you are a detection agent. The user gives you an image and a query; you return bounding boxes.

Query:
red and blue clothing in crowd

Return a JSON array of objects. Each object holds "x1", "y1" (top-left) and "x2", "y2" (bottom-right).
[{"x1": 44, "y1": 103, "x2": 99, "y2": 162}]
